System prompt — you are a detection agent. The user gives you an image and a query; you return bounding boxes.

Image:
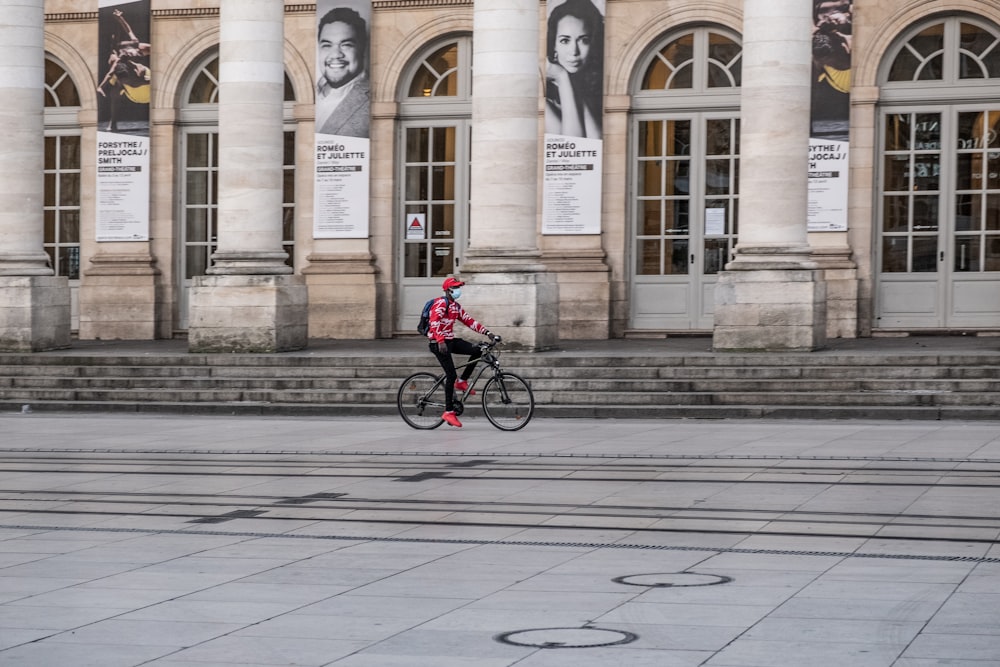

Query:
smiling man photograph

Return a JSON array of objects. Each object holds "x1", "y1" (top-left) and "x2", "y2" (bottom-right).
[{"x1": 315, "y1": 5, "x2": 370, "y2": 138}]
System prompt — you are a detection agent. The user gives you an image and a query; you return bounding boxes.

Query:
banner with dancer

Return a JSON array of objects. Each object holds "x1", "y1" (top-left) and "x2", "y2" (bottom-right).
[
  {"x1": 95, "y1": 0, "x2": 151, "y2": 242},
  {"x1": 313, "y1": 0, "x2": 372, "y2": 239},
  {"x1": 808, "y1": 0, "x2": 853, "y2": 232},
  {"x1": 542, "y1": 0, "x2": 605, "y2": 235}
]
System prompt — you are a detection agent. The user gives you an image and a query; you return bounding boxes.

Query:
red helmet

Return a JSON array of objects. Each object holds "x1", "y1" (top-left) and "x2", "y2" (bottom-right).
[{"x1": 442, "y1": 277, "x2": 465, "y2": 291}]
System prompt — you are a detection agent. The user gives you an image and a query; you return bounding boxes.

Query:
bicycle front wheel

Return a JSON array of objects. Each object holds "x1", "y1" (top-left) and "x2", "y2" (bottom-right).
[
  {"x1": 397, "y1": 372, "x2": 446, "y2": 429},
  {"x1": 481, "y1": 372, "x2": 534, "y2": 431}
]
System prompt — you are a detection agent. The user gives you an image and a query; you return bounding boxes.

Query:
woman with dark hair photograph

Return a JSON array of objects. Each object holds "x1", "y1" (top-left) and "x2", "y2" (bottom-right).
[{"x1": 545, "y1": 0, "x2": 604, "y2": 139}]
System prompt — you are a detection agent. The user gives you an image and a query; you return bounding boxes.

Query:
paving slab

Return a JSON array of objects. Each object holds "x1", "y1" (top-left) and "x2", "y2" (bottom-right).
[{"x1": 0, "y1": 413, "x2": 998, "y2": 666}]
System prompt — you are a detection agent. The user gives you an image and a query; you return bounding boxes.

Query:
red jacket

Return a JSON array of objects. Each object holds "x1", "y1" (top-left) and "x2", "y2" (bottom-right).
[{"x1": 427, "y1": 297, "x2": 489, "y2": 343}]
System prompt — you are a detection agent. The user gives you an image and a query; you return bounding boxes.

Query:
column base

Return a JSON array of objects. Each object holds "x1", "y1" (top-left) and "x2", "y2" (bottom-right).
[
  {"x1": 542, "y1": 248, "x2": 610, "y2": 339},
  {"x1": 79, "y1": 253, "x2": 161, "y2": 340},
  {"x1": 0, "y1": 276, "x2": 71, "y2": 352},
  {"x1": 188, "y1": 274, "x2": 307, "y2": 353},
  {"x1": 302, "y1": 253, "x2": 377, "y2": 339},
  {"x1": 459, "y1": 271, "x2": 559, "y2": 351},
  {"x1": 712, "y1": 269, "x2": 827, "y2": 352}
]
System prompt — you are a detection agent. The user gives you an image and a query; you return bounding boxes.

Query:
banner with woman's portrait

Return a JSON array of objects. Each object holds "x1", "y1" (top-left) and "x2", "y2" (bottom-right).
[
  {"x1": 542, "y1": 0, "x2": 605, "y2": 235},
  {"x1": 95, "y1": 0, "x2": 151, "y2": 242},
  {"x1": 808, "y1": 0, "x2": 853, "y2": 232},
  {"x1": 313, "y1": 0, "x2": 372, "y2": 239}
]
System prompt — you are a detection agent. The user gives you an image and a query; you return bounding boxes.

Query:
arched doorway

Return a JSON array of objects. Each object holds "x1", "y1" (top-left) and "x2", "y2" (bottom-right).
[
  {"x1": 395, "y1": 37, "x2": 473, "y2": 333},
  {"x1": 628, "y1": 26, "x2": 742, "y2": 331},
  {"x1": 175, "y1": 51, "x2": 298, "y2": 330},
  {"x1": 43, "y1": 57, "x2": 82, "y2": 330},
  {"x1": 876, "y1": 15, "x2": 1000, "y2": 329}
]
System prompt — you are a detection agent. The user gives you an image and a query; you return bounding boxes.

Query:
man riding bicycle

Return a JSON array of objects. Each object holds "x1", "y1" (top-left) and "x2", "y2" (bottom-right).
[{"x1": 427, "y1": 277, "x2": 500, "y2": 428}]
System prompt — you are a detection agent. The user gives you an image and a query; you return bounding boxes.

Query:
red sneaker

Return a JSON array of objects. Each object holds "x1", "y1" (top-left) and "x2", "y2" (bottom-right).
[
  {"x1": 442, "y1": 411, "x2": 463, "y2": 428},
  {"x1": 454, "y1": 380, "x2": 469, "y2": 392}
]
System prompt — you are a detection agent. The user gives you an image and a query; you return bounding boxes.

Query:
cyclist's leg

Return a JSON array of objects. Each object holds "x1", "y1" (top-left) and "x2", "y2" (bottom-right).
[
  {"x1": 430, "y1": 340, "x2": 457, "y2": 410},
  {"x1": 450, "y1": 338, "x2": 481, "y2": 382}
]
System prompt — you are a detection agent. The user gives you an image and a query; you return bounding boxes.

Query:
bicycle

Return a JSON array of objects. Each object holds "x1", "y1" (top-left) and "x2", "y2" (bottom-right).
[{"x1": 397, "y1": 339, "x2": 535, "y2": 431}]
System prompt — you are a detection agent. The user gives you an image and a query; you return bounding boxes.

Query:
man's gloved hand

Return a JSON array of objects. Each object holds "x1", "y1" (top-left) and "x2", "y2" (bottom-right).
[
  {"x1": 489, "y1": 333, "x2": 502, "y2": 343},
  {"x1": 436, "y1": 340, "x2": 449, "y2": 355}
]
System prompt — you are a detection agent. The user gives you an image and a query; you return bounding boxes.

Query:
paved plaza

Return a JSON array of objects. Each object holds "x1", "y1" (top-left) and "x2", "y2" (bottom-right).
[{"x1": 0, "y1": 412, "x2": 998, "y2": 666}]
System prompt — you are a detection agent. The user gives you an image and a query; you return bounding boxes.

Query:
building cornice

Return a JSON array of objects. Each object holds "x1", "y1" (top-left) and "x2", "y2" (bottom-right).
[{"x1": 44, "y1": 2, "x2": 475, "y2": 23}]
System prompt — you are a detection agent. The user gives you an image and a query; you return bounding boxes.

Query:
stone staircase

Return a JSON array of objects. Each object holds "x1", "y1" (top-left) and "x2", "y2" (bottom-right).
[{"x1": 1, "y1": 338, "x2": 999, "y2": 419}]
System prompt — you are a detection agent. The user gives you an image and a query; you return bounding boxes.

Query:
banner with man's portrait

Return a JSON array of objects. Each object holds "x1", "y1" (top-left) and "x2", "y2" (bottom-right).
[
  {"x1": 808, "y1": 0, "x2": 853, "y2": 232},
  {"x1": 541, "y1": 0, "x2": 605, "y2": 235},
  {"x1": 313, "y1": 0, "x2": 372, "y2": 239},
  {"x1": 95, "y1": 0, "x2": 151, "y2": 242}
]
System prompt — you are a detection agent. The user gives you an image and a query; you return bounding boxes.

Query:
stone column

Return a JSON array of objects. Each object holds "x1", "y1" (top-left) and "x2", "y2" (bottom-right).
[
  {"x1": 461, "y1": 0, "x2": 558, "y2": 350},
  {"x1": 188, "y1": 0, "x2": 307, "y2": 352},
  {"x1": 712, "y1": 0, "x2": 826, "y2": 351},
  {"x1": 0, "y1": 0, "x2": 70, "y2": 351}
]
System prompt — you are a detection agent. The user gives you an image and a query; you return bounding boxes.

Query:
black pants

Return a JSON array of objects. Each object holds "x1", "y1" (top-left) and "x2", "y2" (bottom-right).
[{"x1": 430, "y1": 338, "x2": 482, "y2": 411}]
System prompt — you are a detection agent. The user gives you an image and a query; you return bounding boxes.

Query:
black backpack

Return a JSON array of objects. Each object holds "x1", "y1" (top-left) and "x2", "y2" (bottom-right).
[{"x1": 416, "y1": 297, "x2": 439, "y2": 335}]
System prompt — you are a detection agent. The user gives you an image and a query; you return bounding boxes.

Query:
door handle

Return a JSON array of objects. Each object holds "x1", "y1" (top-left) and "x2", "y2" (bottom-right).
[{"x1": 940, "y1": 251, "x2": 944, "y2": 261}]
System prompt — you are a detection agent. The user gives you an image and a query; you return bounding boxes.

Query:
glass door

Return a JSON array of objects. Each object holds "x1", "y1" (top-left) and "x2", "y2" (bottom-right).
[
  {"x1": 630, "y1": 113, "x2": 739, "y2": 330},
  {"x1": 397, "y1": 120, "x2": 471, "y2": 331},
  {"x1": 876, "y1": 107, "x2": 1000, "y2": 328}
]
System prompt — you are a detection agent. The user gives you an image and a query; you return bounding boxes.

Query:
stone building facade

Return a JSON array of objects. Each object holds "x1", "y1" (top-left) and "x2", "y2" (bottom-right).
[{"x1": 2, "y1": 0, "x2": 998, "y2": 350}]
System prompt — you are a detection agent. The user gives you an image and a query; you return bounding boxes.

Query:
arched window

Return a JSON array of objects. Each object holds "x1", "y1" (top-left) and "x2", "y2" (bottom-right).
[
  {"x1": 396, "y1": 36, "x2": 473, "y2": 332},
  {"x1": 876, "y1": 16, "x2": 1000, "y2": 330},
  {"x1": 43, "y1": 58, "x2": 81, "y2": 285},
  {"x1": 176, "y1": 51, "x2": 297, "y2": 328},
  {"x1": 886, "y1": 18, "x2": 1000, "y2": 83},
  {"x1": 629, "y1": 27, "x2": 741, "y2": 331},
  {"x1": 640, "y1": 29, "x2": 742, "y2": 91}
]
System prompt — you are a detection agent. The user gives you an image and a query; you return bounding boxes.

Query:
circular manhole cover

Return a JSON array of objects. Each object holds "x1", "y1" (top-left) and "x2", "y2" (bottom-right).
[
  {"x1": 494, "y1": 627, "x2": 638, "y2": 649},
  {"x1": 612, "y1": 572, "x2": 732, "y2": 587}
]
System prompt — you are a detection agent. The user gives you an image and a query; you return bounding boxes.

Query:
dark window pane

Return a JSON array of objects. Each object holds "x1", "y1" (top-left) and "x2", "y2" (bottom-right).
[
  {"x1": 884, "y1": 155, "x2": 911, "y2": 191},
  {"x1": 405, "y1": 166, "x2": 428, "y2": 200},
  {"x1": 430, "y1": 204, "x2": 455, "y2": 239},
  {"x1": 913, "y1": 155, "x2": 940, "y2": 191},
  {"x1": 59, "y1": 210, "x2": 80, "y2": 243},
  {"x1": 637, "y1": 240, "x2": 660, "y2": 275},
  {"x1": 912, "y1": 237, "x2": 938, "y2": 272},
  {"x1": 705, "y1": 159, "x2": 730, "y2": 195},
  {"x1": 884, "y1": 114, "x2": 911, "y2": 151},
  {"x1": 882, "y1": 237, "x2": 908, "y2": 272},
  {"x1": 44, "y1": 210, "x2": 56, "y2": 244},
  {"x1": 665, "y1": 239, "x2": 690, "y2": 275},
  {"x1": 430, "y1": 243, "x2": 454, "y2": 276},
  {"x1": 406, "y1": 127, "x2": 429, "y2": 162},
  {"x1": 59, "y1": 173, "x2": 79, "y2": 206},
  {"x1": 912, "y1": 195, "x2": 938, "y2": 231},
  {"x1": 638, "y1": 200, "x2": 661, "y2": 236},
  {"x1": 187, "y1": 134, "x2": 209, "y2": 168},
  {"x1": 955, "y1": 194, "x2": 977, "y2": 231},
  {"x1": 430, "y1": 165, "x2": 455, "y2": 201},
  {"x1": 706, "y1": 119, "x2": 732, "y2": 155},
  {"x1": 639, "y1": 160, "x2": 662, "y2": 197},
  {"x1": 703, "y1": 238, "x2": 729, "y2": 274},
  {"x1": 638, "y1": 121, "x2": 661, "y2": 157},
  {"x1": 955, "y1": 236, "x2": 980, "y2": 271},
  {"x1": 186, "y1": 208, "x2": 208, "y2": 243},
  {"x1": 432, "y1": 126, "x2": 456, "y2": 162},
  {"x1": 44, "y1": 136, "x2": 56, "y2": 170},
  {"x1": 985, "y1": 236, "x2": 1000, "y2": 271},
  {"x1": 883, "y1": 196, "x2": 909, "y2": 233},
  {"x1": 666, "y1": 160, "x2": 690, "y2": 196}
]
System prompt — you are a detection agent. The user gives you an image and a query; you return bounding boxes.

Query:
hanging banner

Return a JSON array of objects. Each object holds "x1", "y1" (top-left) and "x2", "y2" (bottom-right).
[
  {"x1": 95, "y1": 0, "x2": 151, "y2": 242},
  {"x1": 808, "y1": 0, "x2": 853, "y2": 232},
  {"x1": 313, "y1": 0, "x2": 372, "y2": 239},
  {"x1": 542, "y1": 0, "x2": 605, "y2": 235}
]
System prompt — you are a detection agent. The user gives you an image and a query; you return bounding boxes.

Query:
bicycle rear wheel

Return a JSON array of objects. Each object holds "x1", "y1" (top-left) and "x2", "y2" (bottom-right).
[
  {"x1": 397, "y1": 372, "x2": 446, "y2": 429},
  {"x1": 481, "y1": 372, "x2": 534, "y2": 431}
]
